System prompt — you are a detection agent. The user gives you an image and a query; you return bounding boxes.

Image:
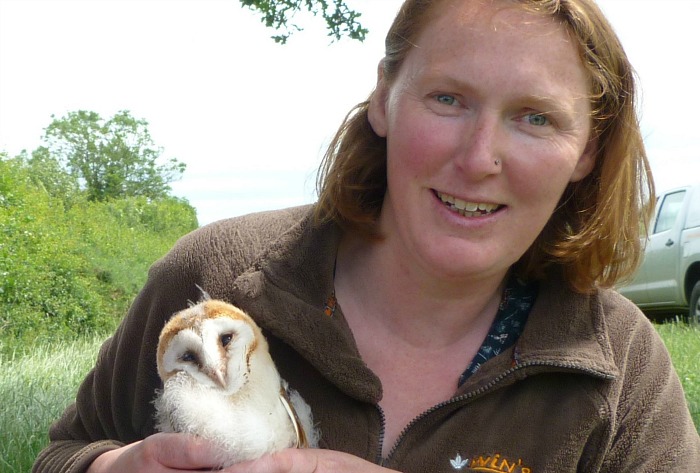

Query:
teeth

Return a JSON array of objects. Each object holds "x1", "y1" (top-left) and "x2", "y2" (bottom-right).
[
  {"x1": 437, "y1": 191, "x2": 500, "y2": 215},
  {"x1": 478, "y1": 202, "x2": 498, "y2": 212}
]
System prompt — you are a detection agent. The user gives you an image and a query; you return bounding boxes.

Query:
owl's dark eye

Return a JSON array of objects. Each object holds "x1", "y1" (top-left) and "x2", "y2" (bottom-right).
[
  {"x1": 181, "y1": 351, "x2": 197, "y2": 363},
  {"x1": 220, "y1": 333, "x2": 234, "y2": 348}
]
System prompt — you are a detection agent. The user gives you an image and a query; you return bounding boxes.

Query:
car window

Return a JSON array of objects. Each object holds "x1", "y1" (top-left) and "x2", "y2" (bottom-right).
[
  {"x1": 654, "y1": 190, "x2": 686, "y2": 234},
  {"x1": 686, "y1": 188, "x2": 700, "y2": 229}
]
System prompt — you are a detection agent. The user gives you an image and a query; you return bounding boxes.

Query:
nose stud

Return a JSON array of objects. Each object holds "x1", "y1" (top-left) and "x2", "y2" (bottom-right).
[{"x1": 494, "y1": 159, "x2": 501, "y2": 166}]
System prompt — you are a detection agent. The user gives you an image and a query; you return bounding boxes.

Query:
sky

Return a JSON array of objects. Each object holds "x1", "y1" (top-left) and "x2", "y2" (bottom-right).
[{"x1": 1, "y1": 0, "x2": 699, "y2": 226}]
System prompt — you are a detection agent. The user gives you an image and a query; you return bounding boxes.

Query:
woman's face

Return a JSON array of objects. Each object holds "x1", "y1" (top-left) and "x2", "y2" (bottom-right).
[{"x1": 368, "y1": 0, "x2": 596, "y2": 284}]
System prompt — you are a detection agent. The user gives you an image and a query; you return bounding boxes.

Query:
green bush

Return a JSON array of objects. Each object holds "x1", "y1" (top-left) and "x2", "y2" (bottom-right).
[{"x1": 0, "y1": 155, "x2": 198, "y2": 354}]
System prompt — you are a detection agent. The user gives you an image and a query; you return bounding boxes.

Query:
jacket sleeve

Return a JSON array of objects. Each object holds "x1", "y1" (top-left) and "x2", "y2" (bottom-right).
[{"x1": 600, "y1": 297, "x2": 700, "y2": 471}]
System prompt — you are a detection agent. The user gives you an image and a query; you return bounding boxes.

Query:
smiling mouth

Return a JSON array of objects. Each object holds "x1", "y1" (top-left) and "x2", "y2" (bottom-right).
[{"x1": 434, "y1": 190, "x2": 503, "y2": 217}]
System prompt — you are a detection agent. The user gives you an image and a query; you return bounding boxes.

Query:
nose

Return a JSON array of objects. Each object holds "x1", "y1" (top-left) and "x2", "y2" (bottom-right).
[{"x1": 454, "y1": 113, "x2": 503, "y2": 178}]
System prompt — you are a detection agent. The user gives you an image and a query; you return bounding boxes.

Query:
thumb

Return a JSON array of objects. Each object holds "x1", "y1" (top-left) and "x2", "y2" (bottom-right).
[{"x1": 149, "y1": 433, "x2": 225, "y2": 469}]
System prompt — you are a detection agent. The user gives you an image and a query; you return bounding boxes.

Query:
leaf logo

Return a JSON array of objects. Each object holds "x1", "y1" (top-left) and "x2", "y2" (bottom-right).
[{"x1": 450, "y1": 454, "x2": 469, "y2": 470}]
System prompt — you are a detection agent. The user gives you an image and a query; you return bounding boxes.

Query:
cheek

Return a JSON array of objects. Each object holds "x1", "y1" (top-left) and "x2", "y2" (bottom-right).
[
  {"x1": 514, "y1": 133, "x2": 586, "y2": 175},
  {"x1": 386, "y1": 117, "x2": 458, "y2": 179},
  {"x1": 507, "y1": 146, "x2": 582, "y2": 216}
]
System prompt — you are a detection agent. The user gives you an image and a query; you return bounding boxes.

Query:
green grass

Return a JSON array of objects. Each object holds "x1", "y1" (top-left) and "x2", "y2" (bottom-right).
[
  {"x1": 655, "y1": 320, "x2": 700, "y2": 430},
  {"x1": 2, "y1": 322, "x2": 699, "y2": 472},
  {"x1": 0, "y1": 334, "x2": 106, "y2": 473}
]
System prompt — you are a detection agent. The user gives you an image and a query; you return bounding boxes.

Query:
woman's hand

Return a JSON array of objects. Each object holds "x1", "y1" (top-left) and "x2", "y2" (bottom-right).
[
  {"x1": 223, "y1": 448, "x2": 401, "y2": 473},
  {"x1": 87, "y1": 435, "x2": 399, "y2": 473},
  {"x1": 86, "y1": 433, "x2": 224, "y2": 472}
]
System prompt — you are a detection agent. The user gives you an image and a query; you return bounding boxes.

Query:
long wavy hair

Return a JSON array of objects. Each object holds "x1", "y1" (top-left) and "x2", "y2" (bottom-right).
[{"x1": 314, "y1": 0, "x2": 654, "y2": 294}]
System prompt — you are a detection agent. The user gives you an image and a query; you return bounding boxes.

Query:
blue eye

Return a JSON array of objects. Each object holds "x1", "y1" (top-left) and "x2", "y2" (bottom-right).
[
  {"x1": 435, "y1": 94, "x2": 457, "y2": 106},
  {"x1": 526, "y1": 113, "x2": 549, "y2": 126}
]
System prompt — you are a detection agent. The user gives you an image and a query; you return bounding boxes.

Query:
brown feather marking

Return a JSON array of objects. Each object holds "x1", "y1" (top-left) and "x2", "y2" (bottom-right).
[{"x1": 156, "y1": 304, "x2": 206, "y2": 380}]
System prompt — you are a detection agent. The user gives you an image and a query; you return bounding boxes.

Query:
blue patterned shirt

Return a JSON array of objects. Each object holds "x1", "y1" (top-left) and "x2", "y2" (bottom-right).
[{"x1": 458, "y1": 276, "x2": 538, "y2": 386}]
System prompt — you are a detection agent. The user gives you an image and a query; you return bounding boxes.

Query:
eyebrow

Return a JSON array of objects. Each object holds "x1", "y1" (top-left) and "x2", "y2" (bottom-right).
[{"x1": 420, "y1": 72, "x2": 586, "y2": 116}]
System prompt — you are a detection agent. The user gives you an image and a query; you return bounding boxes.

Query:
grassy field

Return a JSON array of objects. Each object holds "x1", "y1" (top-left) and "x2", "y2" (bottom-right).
[
  {"x1": 2, "y1": 322, "x2": 699, "y2": 472},
  {"x1": 654, "y1": 321, "x2": 700, "y2": 428},
  {"x1": 0, "y1": 334, "x2": 107, "y2": 473}
]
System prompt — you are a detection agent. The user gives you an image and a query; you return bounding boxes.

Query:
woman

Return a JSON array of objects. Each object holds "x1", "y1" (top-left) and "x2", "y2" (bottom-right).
[{"x1": 34, "y1": 0, "x2": 700, "y2": 472}]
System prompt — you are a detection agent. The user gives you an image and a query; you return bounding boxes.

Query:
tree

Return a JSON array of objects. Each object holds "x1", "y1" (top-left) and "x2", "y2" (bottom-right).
[
  {"x1": 42, "y1": 110, "x2": 186, "y2": 202},
  {"x1": 240, "y1": 0, "x2": 368, "y2": 44},
  {"x1": 23, "y1": 148, "x2": 80, "y2": 204}
]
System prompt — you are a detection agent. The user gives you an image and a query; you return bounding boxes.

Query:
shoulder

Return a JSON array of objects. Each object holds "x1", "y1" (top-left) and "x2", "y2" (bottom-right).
[
  {"x1": 184, "y1": 205, "x2": 312, "y2": 256},
  {"x1": 171, "y1": 205, "x2": 310, "y2": 262},
  {"x1": 591, "y1": 293, "x2": 700, "y2": 467},
  {"x1": 576, "y1": 286, "x2": 667, "y2": 368},
  {"x1": 595, "y1": 287, "x2": 664, "y2": 354},
  {"x1": 541, "y1": 279, "x2": 658, "y2": 347},
  {"x1": 531, "y1": 280, "x2": 666, "y2": 375},
  {"x1": 592, "y1": 288, "x2": 681, "y2": 409},
  {"x1": 147, "y1": 205, "x2": 314, "y2": 294}
]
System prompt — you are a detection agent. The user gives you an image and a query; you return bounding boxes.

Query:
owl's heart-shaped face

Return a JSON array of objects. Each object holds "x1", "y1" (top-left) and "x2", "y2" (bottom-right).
[
  {"x1": 153, "y1": 298, "x2": 319, "y2": 463},
  {"x1": 157, "y1": 301, "x2": 260, "y2": 395}
]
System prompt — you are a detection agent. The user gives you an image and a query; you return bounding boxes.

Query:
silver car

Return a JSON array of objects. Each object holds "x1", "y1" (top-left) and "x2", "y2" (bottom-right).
[{"x1": 617, "y1": 183, "x2": 700, "y2": 322}]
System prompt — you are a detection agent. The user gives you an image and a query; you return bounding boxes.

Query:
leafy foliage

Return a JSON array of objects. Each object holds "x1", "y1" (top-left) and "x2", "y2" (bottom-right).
[
  {"x1": 240, "y1": 0, "x2": 368, "y2": 44},
  {"x1": 0, "y1": 153, "x2": 197, "y2": 351},
  {"x1": 42, "y1": 110, "x2": 186, "y2": 202}
]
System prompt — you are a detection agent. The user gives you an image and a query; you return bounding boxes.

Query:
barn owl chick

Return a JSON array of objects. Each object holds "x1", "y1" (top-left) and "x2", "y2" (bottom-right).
[{"x1": 153, "y1": 298, "x2": 318, "y2": 467}]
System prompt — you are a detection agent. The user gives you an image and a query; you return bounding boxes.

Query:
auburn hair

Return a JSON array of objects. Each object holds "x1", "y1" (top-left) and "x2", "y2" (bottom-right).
[{"x1": 314, "y1": 0, "x2": 654, "y2": 293}]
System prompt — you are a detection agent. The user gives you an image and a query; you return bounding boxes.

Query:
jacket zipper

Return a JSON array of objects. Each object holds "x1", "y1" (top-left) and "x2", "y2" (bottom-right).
[
  {"x1": 382, "y1": 360, "x2": 615, "y2": 463},
  {"x1": 375, "y1": 404, "x2": 387, "y2": 465}
]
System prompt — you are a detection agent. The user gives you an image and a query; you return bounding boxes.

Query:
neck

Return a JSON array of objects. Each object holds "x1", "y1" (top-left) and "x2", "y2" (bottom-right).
[{"x1": 335, "y1": 232, "x2": 507, "y2": 349}]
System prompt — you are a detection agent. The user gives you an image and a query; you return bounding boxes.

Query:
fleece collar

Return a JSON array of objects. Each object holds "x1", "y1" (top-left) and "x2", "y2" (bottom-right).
[{"x1": 514, "y1": 276, "x2": 620, "y2": 379}]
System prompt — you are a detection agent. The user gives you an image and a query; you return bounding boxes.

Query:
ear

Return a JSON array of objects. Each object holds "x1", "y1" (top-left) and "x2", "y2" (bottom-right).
[
  {"x1": 367, "y1": 59, "x2": 389, "y2": 138},
  {"x1": 570, "y1": 136, "x2": 597, "y2": 182}
]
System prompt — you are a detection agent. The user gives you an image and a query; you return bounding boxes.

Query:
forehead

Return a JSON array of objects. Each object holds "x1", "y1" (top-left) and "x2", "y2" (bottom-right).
[
  {"x1": 404, "y1": 0, "x2": 589, "y2": 103},
  {"x1": 421, "y1": 1, "x2": 576, "y2": 57}
]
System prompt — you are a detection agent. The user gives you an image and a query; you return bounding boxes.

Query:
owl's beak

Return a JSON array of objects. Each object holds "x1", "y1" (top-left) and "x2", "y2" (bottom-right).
[{"x1": 205, "y1": 367, "x2": 227, "y2": 389}]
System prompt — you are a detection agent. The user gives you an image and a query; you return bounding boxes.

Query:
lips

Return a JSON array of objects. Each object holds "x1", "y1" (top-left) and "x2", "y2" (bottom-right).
[{"x1": 435, "y1": 190, "x2": 502, "y2": 217}]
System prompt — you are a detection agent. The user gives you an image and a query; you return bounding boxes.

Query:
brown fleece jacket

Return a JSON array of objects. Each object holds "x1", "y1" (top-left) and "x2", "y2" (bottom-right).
[{"x1": 33, "y1": 205, "x2": 700, "y2": 473}]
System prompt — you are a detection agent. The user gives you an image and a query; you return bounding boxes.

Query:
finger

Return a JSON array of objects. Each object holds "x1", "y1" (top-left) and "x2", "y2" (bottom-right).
[
  {"x1": 224, "y1": 449, "x2": 316, "y2": 473},
  {"x1": 223, "y1": 449, "x2": 400, "y2": 473}
]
